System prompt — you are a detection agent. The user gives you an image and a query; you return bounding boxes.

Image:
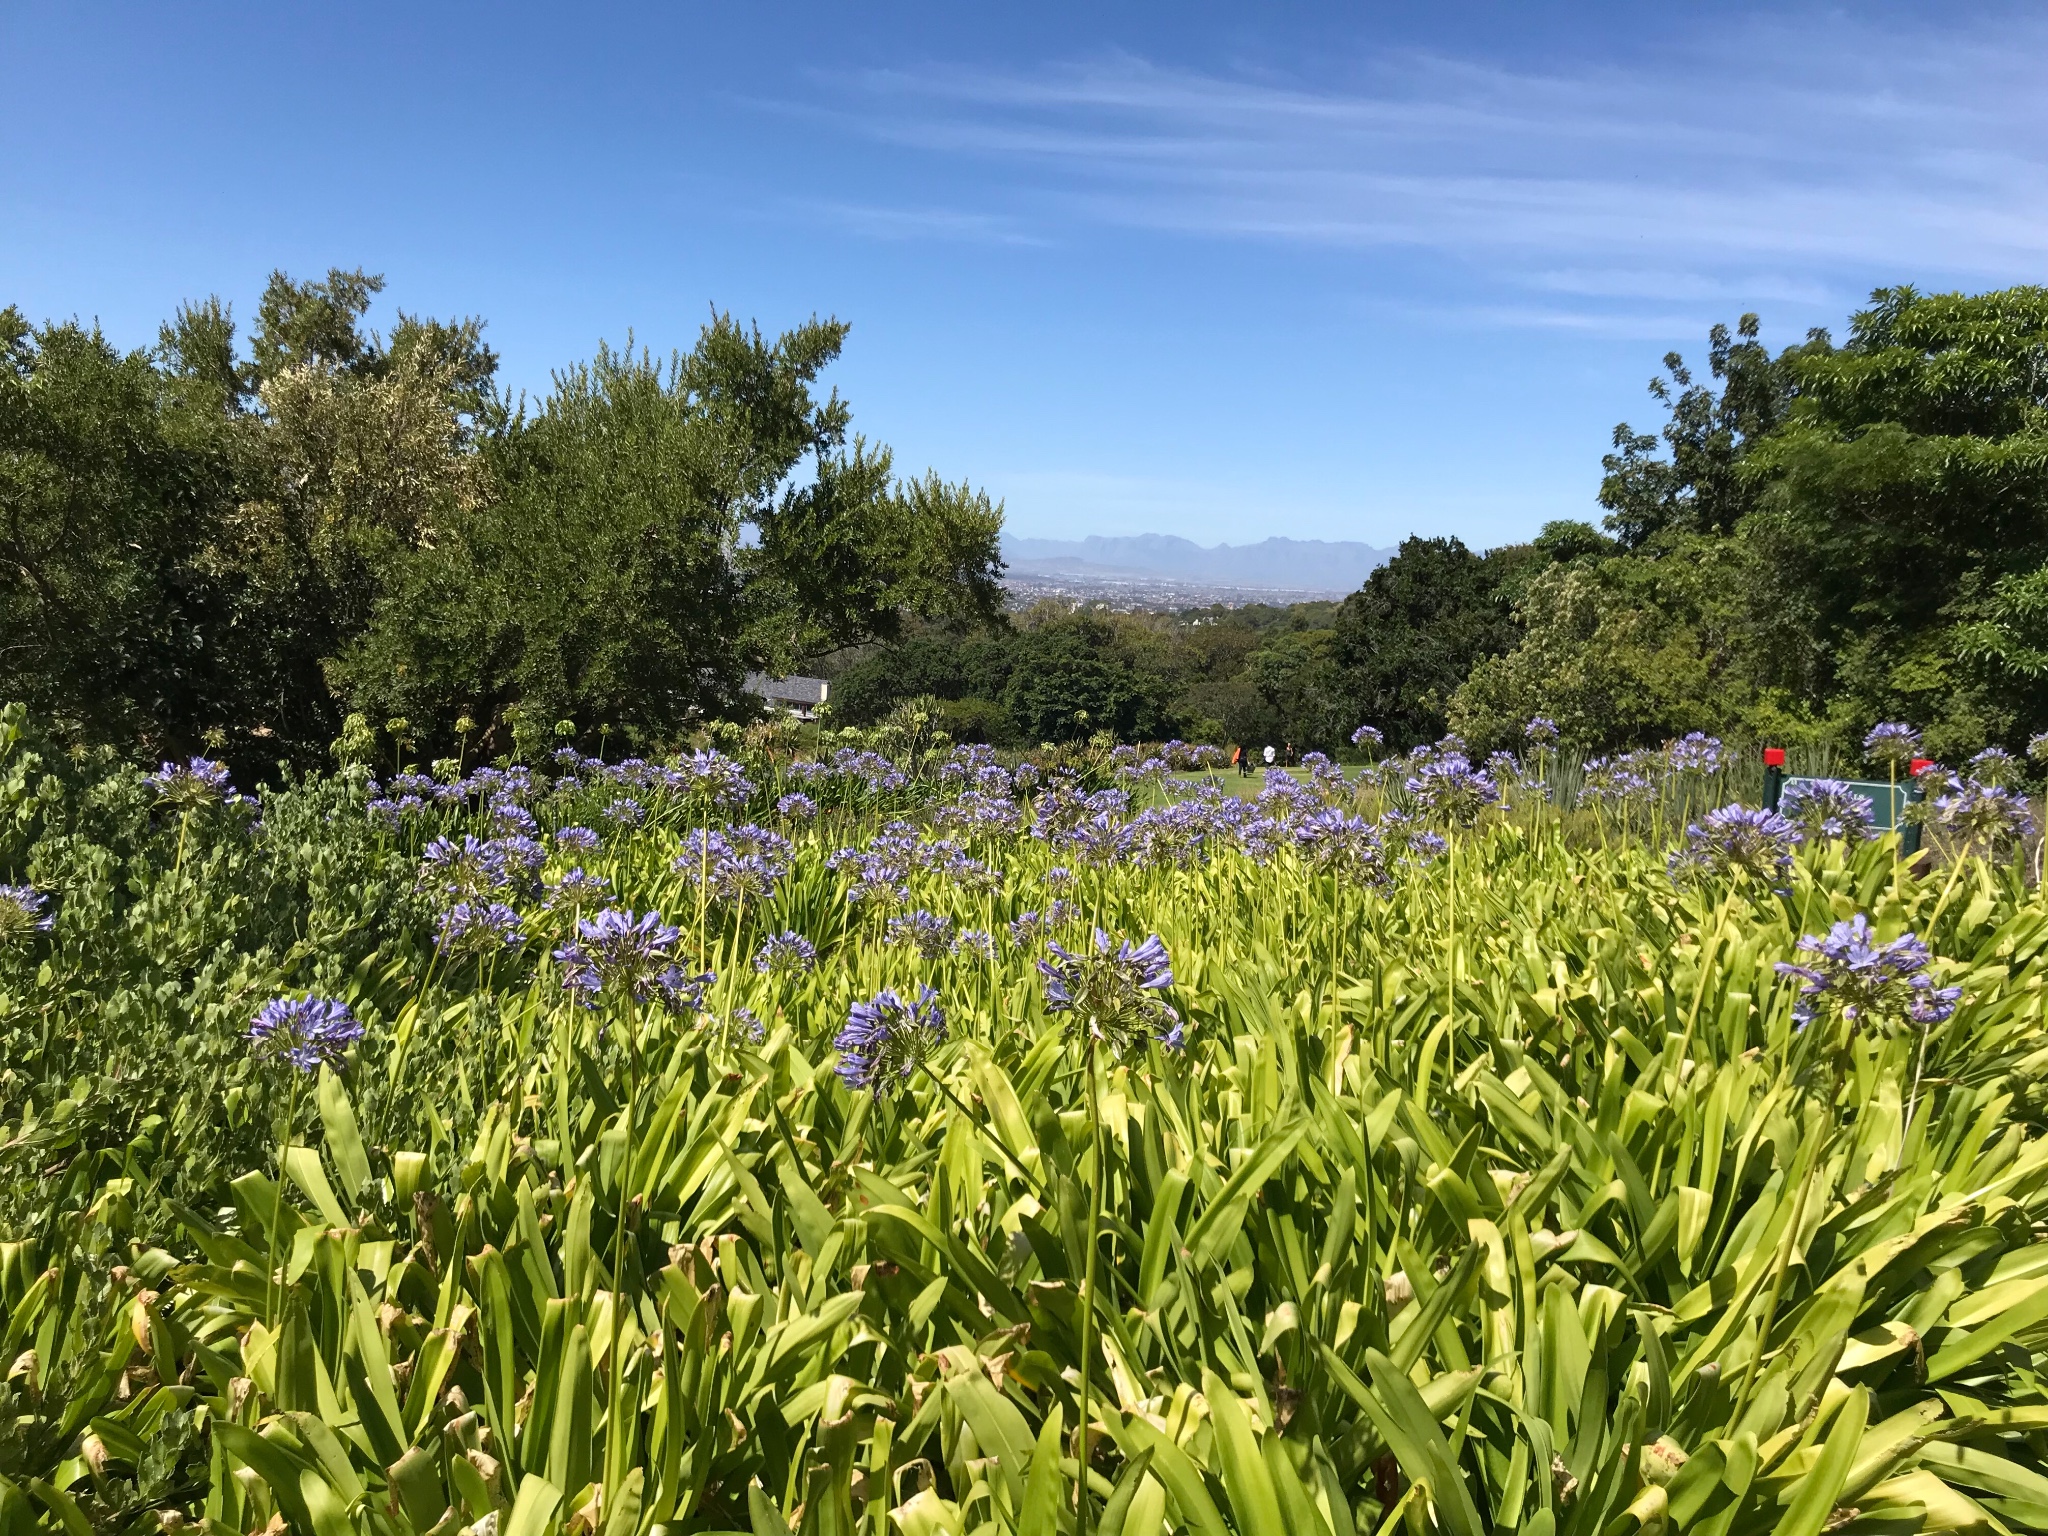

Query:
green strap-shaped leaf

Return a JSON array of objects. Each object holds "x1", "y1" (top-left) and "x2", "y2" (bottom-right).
[
  {"x1": 504, "y1": 1474, "x2": 565, "y2": 1536},
  {"x1": 1201, "y1": 1370, "x2": 1284, "y2": 1533},
  {"x1": 316, "y1": 1066, "x2": 371, "y2": 1204},
  {"x1": 1184, "y1": 1121, "x2": 1307, "y2": 1271},
  {"x1": 1018, "y1": 1405, "x2": 1067, "y2": 1536},
  {"x1": 1772, "y1": 1386, "x2": 1867, "y2": 1536}
]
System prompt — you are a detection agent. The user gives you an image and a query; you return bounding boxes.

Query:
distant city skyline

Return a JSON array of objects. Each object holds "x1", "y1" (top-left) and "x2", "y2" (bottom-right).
[{"x1": 4, "y1": 2, "x2": 2042, "y2": 548}]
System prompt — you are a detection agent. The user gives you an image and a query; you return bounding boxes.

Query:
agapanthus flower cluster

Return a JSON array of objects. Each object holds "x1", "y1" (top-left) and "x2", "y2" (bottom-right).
[
  {"x1": 540, "y1": 868, "x2": 612, "y2": 913},
  {"x1": 1928, "y1": 775, "x2": 2037, "y2": 856},
  {"x1": 1967, "y1": 746, "x2": 2021, "y2": 787},
  {"x1": 835, "y1": 985, "x2": 947, "y2": 1096},
  {"x1": 885, "y1": 908, "x2": 958, "y2": 959},
  {"x1": 367, "y1": 792, "x2": 430, "y2": 831},
  {"x1": 674, "y1": 749, "x2": 755, "y2": 808},
  {"x1": 1666, "y1": 732, "x2": 1725, "y2": 777},
  {"x1": 1775, "y1": 915, "x2": 1960, "y2": 1036},
  {"x1": 1351, "y1": 724, "x2": 1385, "y2": 752},
  {"x1": 2030, "y1": 733, "x2": 2048, "y2": 765},
  {"x1": 602, "y1": 798, "x2": 645, "y2": 827},
  {"x1": 552, "y1": 907, "x2": 712, "y2": 1012},
  {"x1": 1116, "y1": 802, "x2": 1223, "y2": 870},
  {"x1": 0, "y1": 884, "x2": 55, "y2": 938},
  {"x1": 932, "y1": 791, "x2": 1023, "y2": 837},
  {"x1": 490, "y1": 799, "x2": 539, "y2": 837},
  {"x1": 1668, "y1": 805, "x2": 1803, "y2": 885},
  {"x1": 1524, "y1": 717, "x2": 1560, "y2": 747},
  {"x1": 1405, "y1": 753, "x2": 1500, "y2": 827},
  {"x1": 829, "y1": 844, "x2": 912, "y2": 910},
  {"x1": 1038, "y1": 930, "x2": 1185, "y2": 1056},
  {"x1": 421, "y1": 835, "x2": 537, "y2": 902},
  {"x1": 1031, "y1": 782, "x2": 1130, "y2": 842},
  {"x1": 1864, "y1": 722, "x2": 1921, "y2": 768},
  {"x1": 1579, "y1": 753, "x2": 1659, "y2": 816},
  {"x1": 1006, "y1": 902, "x2": 1076, "y2": 948},
  {"x1": 555, "y1": 825, "x2": 601, "y2": 851},
  {"x1": 436, "y1": 901, "x2": 527, "y2": 959},
  {"x1": 1778, "y1": 780, "x2": 1877, "y2": 843},
  {"x1": 938, "y1": 746, "x2": 1010, "y2": 796},
  {"x1": 248, "y1": 996, "x2": 364, "y2": 1073},
  {"x1": 753, "y1": 930, "x2": 819, "y2": 976},
  {"x1": 147, "y1": 756, "x2": 241, "y2": 810},
  {"x1": 674, "y1": 825, "x2": 794, "y2": 904},
  {"x1": 830, "y1": 749, "x2": 908, "y2": 794},
  {"x1": 775, "y1": 792, "x2": 818, "y2": 820},
  {"x1": 723, "y1": 1006, "x2": 767, "y2": 1044},
  {"x1": 1292, "y1": 809, "x2": 1392, "y2": 888}
]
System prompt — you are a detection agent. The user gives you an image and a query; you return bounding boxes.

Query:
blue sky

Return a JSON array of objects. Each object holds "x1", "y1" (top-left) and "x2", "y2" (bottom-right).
[{"x1": 4, "y1": 2, "x2": 2043, "y2": 548}]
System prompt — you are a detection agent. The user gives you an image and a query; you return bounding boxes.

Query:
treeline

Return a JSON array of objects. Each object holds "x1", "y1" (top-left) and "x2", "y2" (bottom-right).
[
  {"x1": 0, "y1": 269, "x2": 1004, "y2": 777},
  {"x1": 838, "y1": 286, "x2": 2048, "y2": 760}
]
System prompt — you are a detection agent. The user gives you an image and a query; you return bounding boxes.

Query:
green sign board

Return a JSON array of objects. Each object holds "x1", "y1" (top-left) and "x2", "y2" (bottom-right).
[{"x1": 1780, "y1": 777, "x2": 1909, "y2": 831}]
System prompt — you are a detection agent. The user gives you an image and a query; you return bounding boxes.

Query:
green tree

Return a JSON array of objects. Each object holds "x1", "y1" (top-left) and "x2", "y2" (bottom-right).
[
  {"x1": 1000, "y1": 616, "x2": 1174, "y2": 744},
  {"x1": 333, "y1": 316, "x2": 1005, "y2": 756},
  {"x1": 1330, "y1": 536, "x2": 1531, "y2": 747},
  {"x1": 1599, "y1": 314, "x2": 1793, "y2": 548},
  {"x1": 1738, "y1": 286, "x2": 2048, "y2": 754}
]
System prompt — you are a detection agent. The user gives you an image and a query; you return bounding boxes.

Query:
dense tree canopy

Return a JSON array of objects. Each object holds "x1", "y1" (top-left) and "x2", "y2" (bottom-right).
[
  {"x1": 0, "y1": 273, "x2": 1004, "y2": 772},
  {"x1": 1455, "y1": 284, "x2": 2048, "y2": 758}
]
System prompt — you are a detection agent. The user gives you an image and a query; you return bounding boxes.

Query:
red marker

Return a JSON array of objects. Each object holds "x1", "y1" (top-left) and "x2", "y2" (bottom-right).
[
  {"x1": 1762, "y1": 747, "x2": 1786, "y2": 768},
  {"x1": 1910, "y1": 757, "x2": 1935, "y2": 776}
]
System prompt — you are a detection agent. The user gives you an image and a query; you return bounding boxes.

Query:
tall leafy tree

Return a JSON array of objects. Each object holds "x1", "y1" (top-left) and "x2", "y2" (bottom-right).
[
  {"x1": 1330, "y1": 536, "x2": 1533, "y2": 747},
  {"x1": 334, "y1": 315, "x2": 1005, "y2": 755},
  {"x1": 1740, "y1": 286, "x2": 2048, "y2": 751},
  {"x1": 1598, "y1": 314, "x2": 1794, "y2": 548}
]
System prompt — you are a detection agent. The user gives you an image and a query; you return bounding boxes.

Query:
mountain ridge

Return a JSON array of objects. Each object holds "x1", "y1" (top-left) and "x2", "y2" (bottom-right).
[{"x1": 1001, "y1": 533, "x2": 1389, "y2": 595}]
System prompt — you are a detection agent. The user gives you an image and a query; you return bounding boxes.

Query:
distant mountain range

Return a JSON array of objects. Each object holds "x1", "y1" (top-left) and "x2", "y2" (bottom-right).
[{"x1": 1001, "y1": 534, "x2": 1390, "y2": 597}]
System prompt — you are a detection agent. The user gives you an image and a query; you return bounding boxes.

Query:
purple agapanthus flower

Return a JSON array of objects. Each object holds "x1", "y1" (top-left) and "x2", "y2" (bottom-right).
[
  {"x1": 1667, "y1": 732, "x2": 1725, "y2": 777},
  {"x1": 436, "y1": 901, "x2": 527, "y2": 959},
  {"x1": 2029, "y1": 732, "x2": 2048, "y2": 766},
  {"x1": 147, "y1": 756, "x2": 239, "y2": 809},
  {"x1": 0, "y1": 884, "x2": 55, "y2": 937},
  {"x1": 754, "y1": 930, "x2": 819, "y2": 976},
  {"x1": 541, "y1": 867, "x2": 611, "y2": 913},
  {"x1": 776, "y1": 791, "x2": 818, "y2": 820},
  {"x1": 553, "y1": 907, "x2": 711, "y2": 1012},
  {"x1": 1779, "y1": 780, "x2": 1877, "y2": 843},
  {"x1": 602, "y1": 797, "x2": 645, "y2": 827},
  {"x1": 1405, "y1": 754, "x2": 1500, "y2": 827},
  {"x1": 885, "y1": 909, "x2": 956, "y2": 959},
  {"x1": 555, "y1": 825, "x2": 601, "y2": 851},
  {"x1": 1350, "y1": 724, "x2": 1385, "y2": 752},
  {"x1": 1293, "y1": 809, "x2": 1392, "y2": 888},
  {"x1": 1038, "y1": 930, "x2": 1184, "y2": 1055},
  {"x1": 1967, "y1": 746, "x2": 2021, "y2": 788},
  {"x1": 835, "y1": 986, "x2": 947, "y2": 1096},
  {"x1": 1864, "y1": 722, "x2": 1921, "y2": 768},
  {"x1": 953, "y1": 928, "x2": 996, "y2": 960},
  {"x1": 1669, "y1": 805, "x2": 1804, "y2": 885},
  {"x1": 1929, "y1": 776, "x2": 2036, "y2": 856},
  {"x1": 1524, "y1": 717, "x2": 1560, "y2": 747},
  {"x1": 1775, "y1": 914, "x2": 1960, "y2": 1036},
  {"x1": 248, "y1": 996, "x2": 364, "y2": 1073}
]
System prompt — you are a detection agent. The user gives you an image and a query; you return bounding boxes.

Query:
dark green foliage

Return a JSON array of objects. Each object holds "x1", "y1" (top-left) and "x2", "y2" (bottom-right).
[
  {"x1": 1330, "y1": 536, "x2": 1534, "y2": 748},
  {"x1": 1000, "y1": 615, "x2": 1175, "y2": 743},
  {"x1": 1, "y1": 281, "x2": 1004, "y2": 773},
  {"x1": 1598, "y1": 312, "x2": 1792, "y2": 548}
]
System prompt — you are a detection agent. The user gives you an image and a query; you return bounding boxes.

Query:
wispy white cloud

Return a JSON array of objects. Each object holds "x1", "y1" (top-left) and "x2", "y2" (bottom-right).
[
  {"x1": 785, "y1": 198, "x2": 1050, "y2": 247},
  {"x1": 814, "y1": 12, "x2": 2048, "y2": 289}
]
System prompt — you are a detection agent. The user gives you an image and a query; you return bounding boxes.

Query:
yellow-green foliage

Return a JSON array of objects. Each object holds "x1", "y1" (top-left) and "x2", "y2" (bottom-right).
[{"x1": 5, "y1": 746, "x2": 2048, "y2": 1536}]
